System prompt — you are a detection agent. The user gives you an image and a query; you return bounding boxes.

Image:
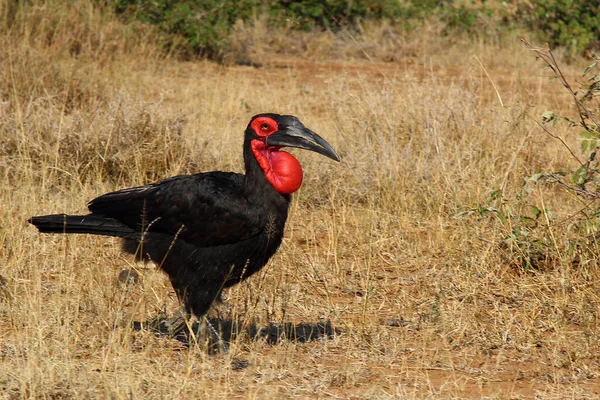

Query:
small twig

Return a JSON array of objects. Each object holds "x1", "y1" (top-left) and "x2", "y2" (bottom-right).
[
  {"x1": 556, "y1": 196, "x2": 600, "y2": 226},
  {"x1": 546, "y1": 174, "x2": 600, "y2": 198},
  {"x1": 474, "y1": 55, "x2": 504, "y2": 107},
  {"x1": 531, "y1": 117, "x2": 583, "y2": 166}
]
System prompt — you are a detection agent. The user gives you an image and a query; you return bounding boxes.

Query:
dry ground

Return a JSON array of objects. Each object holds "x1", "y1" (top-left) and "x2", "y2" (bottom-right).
[{"x1": 1, "y1": 16, "x2": 600, "y2": 399}]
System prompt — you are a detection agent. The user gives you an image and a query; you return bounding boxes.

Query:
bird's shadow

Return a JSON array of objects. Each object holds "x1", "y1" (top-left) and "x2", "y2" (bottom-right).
[{"x1": 133, "y1": 315, "x2": 339, "y2": 350}]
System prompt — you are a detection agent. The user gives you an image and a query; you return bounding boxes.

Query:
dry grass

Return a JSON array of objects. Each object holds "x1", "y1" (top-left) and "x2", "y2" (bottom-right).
[{"x1": 1, "y1": 2, "x2": 600, "y2": 398}]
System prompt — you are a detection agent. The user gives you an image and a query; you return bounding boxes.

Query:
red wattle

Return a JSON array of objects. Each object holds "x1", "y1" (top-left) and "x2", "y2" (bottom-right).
[
  {"x1": 267, "y1": 151, "x2": 303, "y2": 194},
  {"x1": 251, "y1": 140, "x2": 303, "y2": 194}
]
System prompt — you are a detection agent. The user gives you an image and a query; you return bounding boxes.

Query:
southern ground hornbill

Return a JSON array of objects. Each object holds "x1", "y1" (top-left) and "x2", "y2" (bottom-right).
[{"x1": 29, "y1": 113, "x2": 339, "y2": 324}]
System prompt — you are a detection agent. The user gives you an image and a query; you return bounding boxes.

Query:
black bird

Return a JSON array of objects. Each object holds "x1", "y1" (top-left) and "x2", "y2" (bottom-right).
[{"x1": 28, "y1": 114, "x2": 339, "y2": 321}]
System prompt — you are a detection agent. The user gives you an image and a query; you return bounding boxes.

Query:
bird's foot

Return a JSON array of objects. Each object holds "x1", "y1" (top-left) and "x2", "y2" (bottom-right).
[
  {"x1": 134, "y1": 309, "x2": 190, "y2": 339},
  {"x1": 134, "y1": 312, "x2": 229, "y2": 353}
]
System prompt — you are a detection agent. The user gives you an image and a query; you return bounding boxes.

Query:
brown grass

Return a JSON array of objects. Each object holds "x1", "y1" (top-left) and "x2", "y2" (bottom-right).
[{"x1": 1, "y1": 2, "x2": 600, "y2": 398}]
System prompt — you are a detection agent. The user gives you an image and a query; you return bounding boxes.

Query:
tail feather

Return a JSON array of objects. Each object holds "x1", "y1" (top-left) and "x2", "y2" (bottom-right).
[{"x1": 28, "y1": 214, "x2": 136, "y2": 238}]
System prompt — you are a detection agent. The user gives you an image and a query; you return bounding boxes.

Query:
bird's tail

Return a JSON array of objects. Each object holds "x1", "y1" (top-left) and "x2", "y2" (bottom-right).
[{"x1": 28, "y1": 214, "x2": 136, "y2": 238}]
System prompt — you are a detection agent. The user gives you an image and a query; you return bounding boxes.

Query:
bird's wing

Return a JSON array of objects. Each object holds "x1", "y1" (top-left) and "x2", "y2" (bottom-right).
[{"x1": 87, "y1": 172, "x2": 263, "y2": 247}]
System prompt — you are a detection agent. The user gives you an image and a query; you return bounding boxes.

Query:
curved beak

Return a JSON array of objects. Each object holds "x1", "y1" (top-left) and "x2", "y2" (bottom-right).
[{"x1": 266, "y1": 125, "x2": 340, "y2": 162}]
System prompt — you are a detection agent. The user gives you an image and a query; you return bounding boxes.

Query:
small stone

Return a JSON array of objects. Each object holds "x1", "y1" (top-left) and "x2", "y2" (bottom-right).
[
  {"x1": 342, "y1": 288, "x2": 364, "y2": 297},
  {"x1": 118, "y1": 268, "x2": 140, "y2": 285},
  {"x1": 385, "y1": 318, "x2": 409, "y2": 327},
  {"x1": 231, "y1": 358, "x2": 249, "y2": 370}
]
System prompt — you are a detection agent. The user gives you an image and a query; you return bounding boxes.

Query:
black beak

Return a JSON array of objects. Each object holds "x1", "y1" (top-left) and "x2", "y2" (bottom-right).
[{"x1": 266, "y1": 124, "x2": 340, "y2": 162}]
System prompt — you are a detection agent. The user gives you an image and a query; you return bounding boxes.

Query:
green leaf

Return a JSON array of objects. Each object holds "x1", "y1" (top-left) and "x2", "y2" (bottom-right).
[
  {"x1": 530, "y1": 205, "x2": 542, "y2": 218},
  {"x1": 580, "y1": 130, "x2": 598, "y2": 139},
  {"x1": 573, "y1": 166, "x2": 587, "y2": 185},
  {"x1": 583, "y1": 61, "x2": 597, "y2": 77},
  {"x1": 454, "y1": 210, "x2": 474, "y2": 218},
  {"x1": 545, "y1": 209, "x2": 556, "y2": 221},
  {"x1": 488, "y1": 189, "x2": 502, "y2": 202},
  {"x1": 541, "y1": 111, "x2": 556, "y2": 123},
  {"x1": 582, "y1": 139, "x2": 589, "y2": 153},
  {"x1": 528, "y1": 173, "x2": 544, "y2": 183}
]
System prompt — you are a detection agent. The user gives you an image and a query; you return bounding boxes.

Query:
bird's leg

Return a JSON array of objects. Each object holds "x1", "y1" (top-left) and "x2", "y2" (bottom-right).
[
  {"x1": 203, "y1": 316, "x2": 229, "y2": 353},
  {"x1": 160, "y1": 308, "x2": 191, "y2": 338},
  {"x1": 171, "y1": 284, "x2": 230, "y2": 352},
  {"x1": 162, "y1": 300, "x2": 229, "y2": 353},
  {"x1": 138, "y1": 308, "x2": 191, "y2": 338},
  {"x1": 141, "y1": 309, "x2": 228, "y2": 352}
]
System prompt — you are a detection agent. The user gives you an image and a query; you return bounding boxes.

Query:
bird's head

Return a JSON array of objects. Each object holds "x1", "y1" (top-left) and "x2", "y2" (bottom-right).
[{"x1": 246, "y1": 114, "x2": 339, "y2": 195}]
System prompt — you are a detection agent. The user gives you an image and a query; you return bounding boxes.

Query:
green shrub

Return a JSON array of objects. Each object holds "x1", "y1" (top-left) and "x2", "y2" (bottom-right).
[
  {"x1": 109, "y1": 1, "x2": 599, "y2": 61},
  {"x1": 112, "y1": 0, "x2": 261, "y2": 60},
  {"x1": 110, "y1": 0, "x2": 498, "y2": 60},
  {"x1": 507, "y1": 0, "x2": 600, "y2": 55},
  {"x1": 266, "y1": 0, "x2": 403, "y2": 30},
  {"x1": 111, "y1": 0, "x2": 410, "y2": 59}
]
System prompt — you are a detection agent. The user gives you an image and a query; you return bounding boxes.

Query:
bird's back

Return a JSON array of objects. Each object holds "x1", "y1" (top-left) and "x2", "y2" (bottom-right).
[{"x1": 89, "y1": 172, "x2": 263, "y2": 247}]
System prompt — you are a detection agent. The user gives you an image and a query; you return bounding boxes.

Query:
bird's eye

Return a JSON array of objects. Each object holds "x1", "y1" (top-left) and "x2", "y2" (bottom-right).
[{"x1": 261, "y1": 123, "x2": 270, "y2": 131}]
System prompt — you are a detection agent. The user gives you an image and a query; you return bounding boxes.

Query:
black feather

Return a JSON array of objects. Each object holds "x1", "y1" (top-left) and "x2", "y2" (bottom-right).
[{"x1": 28, "y1": 214, "x2": 136, "y2": 237}]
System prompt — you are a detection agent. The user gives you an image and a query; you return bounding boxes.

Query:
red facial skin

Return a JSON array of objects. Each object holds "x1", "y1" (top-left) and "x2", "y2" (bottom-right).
[{"x1": 250, "y1": 117, "x2": 304, "y2": 195}]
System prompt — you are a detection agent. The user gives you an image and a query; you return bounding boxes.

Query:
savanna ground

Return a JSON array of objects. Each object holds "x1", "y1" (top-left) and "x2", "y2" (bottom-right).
[{"x1": 1, "y1": 3, "x2": 600, "y2": 399}]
